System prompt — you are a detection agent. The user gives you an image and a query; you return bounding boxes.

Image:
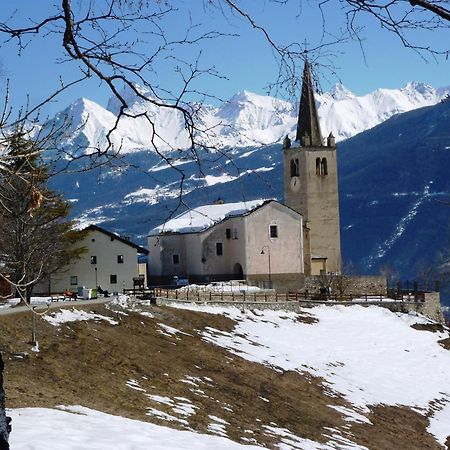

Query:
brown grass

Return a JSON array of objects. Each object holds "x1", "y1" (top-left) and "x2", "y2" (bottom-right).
[
  {"x1": 0, "y1": 303, "x2": 444, "y2": 448},
  {"x1": 410, "y1": 323, "x2": 450, "y2": 353}
]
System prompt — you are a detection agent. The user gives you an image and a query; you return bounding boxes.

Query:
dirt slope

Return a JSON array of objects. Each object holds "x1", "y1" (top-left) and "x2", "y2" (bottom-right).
[{"x1": 0, "y1": 302, "x2": 442, "y2": 449}]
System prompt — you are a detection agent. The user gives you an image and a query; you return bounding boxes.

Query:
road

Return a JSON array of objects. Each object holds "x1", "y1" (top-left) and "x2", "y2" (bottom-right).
[{"x1": 0, "y1": 297, "x2": 112, "y2": 316}]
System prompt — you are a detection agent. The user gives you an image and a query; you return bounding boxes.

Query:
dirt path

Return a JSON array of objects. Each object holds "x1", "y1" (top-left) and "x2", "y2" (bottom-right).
[{"x1": 0, "y1": 297, "x2": 112, "y2": 316}]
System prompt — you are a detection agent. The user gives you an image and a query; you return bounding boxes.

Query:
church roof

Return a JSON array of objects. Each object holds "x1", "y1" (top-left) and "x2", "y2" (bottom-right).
[
  {"x1": 149, "y1": 199, "x2": 270, "y2": 235},
  {"x1": 295, "y1": 60, "x2": 323, "y2": 146}
]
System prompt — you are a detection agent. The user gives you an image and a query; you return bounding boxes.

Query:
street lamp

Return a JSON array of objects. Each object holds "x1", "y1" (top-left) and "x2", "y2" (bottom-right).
[{"x1": 260, "y1": 245, "x2": 272, "y2": 289}]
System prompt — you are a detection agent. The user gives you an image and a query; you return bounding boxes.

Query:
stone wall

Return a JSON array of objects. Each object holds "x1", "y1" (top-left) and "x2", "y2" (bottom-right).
[
  {"x1": 303, "y1": 275, "x2": 387, "y2": 296},
  {"x1": 400, "y1": 292, "x2": 444, "y2": 324},
  {"x1": 155, "y1": 291, "x2": 444, "y2": 324}
]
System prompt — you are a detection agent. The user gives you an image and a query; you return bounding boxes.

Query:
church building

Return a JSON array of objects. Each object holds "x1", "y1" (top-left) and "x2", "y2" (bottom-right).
[
  {"x1": 283, "y1": 60, "x2": 342, "y2": 275},
  {"x1": 148, "y1": 59, "x2": 342, "y2": 287}
]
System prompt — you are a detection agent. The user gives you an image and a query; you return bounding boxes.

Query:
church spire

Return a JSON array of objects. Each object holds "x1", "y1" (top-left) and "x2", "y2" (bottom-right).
[{"x1": 295, "y1": 59, "x2": 323, "y2": 146}]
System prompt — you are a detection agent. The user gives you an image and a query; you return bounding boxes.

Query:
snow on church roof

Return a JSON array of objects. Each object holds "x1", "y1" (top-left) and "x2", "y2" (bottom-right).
[{"x1": 149, "y1": 199, "x2": 269, "y2": 235}]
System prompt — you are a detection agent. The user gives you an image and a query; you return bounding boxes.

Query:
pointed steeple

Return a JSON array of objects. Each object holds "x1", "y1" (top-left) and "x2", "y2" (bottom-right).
[{"x1": 295, "y1": 60, "x2": 323, "y2": 146}]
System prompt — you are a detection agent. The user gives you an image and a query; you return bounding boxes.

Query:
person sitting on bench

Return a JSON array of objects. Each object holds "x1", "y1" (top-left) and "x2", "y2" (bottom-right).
[
  {"x1": 97, "y1": 286, "x2": 110, "y2": 297},
  {"x1": 64, "y1": 289, "x2": 77, "y2": 300}
]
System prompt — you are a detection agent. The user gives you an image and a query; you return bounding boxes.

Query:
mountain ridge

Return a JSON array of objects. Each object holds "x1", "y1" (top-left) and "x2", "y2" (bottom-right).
[{"x1": 51, "y1": 81, "x2": 450, "y2": 155}]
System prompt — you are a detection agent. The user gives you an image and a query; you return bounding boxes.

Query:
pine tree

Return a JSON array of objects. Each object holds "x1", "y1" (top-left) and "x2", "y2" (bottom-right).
[{"x1": 0, "y1": 131, "x2": 86, "y2": 303}]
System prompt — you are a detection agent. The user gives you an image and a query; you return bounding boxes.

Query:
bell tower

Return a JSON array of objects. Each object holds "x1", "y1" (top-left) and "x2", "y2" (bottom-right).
[{"x1": 283, "y1": 59, "x2": 341, "y2": 274}]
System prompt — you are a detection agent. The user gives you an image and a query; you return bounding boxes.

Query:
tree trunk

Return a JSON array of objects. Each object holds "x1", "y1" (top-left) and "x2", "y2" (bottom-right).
[
  {"x1": 26, "y1": 286, "x2": 32, "y2": 304},
  {"x1": 0, "y1": 353, "x2": 11, "y2": 449}
]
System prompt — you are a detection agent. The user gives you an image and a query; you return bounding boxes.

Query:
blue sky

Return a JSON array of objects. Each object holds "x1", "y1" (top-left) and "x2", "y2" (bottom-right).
[{"x1": 0, "y1": 1, "x2": 449, "y2": 116}]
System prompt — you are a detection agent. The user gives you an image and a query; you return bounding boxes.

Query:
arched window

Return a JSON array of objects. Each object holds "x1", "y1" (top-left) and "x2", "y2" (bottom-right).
[
  {"x1": 321, "y1": 158, "x2": 328, "y2": 175},
  {"x1": 290, "y1": 158, "x2": 299, "y2": 177},
  {"x1": 315, "y1": 157, "x2": 321, "y2": 175}
]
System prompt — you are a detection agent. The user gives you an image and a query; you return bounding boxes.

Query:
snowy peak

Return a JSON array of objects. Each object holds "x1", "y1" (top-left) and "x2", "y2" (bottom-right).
[
  {"x1": 401, "y1": 81, "x2": 436, "y2": 99},
  {"x1": 106, "y1": 83, "x2": 155, "y2": 115},
  {"x1": 328, "y1": 83, "x2": 355, "y2": 101},
  {"x1": 52, "y1": 81, "x2": 450, "y2": 154}
]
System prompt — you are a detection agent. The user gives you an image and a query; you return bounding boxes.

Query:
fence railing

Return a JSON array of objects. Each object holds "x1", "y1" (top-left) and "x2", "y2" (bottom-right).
[
  {"x1": 145, "y1": 288, "x2": 427, "y2": 304},
  {"x1": 123, "y1": 286, "x2": 431, "y2": 304}
]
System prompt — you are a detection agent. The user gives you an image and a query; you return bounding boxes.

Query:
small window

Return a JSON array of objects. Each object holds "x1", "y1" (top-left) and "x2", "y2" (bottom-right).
[
  {"x1": 70, "y1": 276, "x2": 78, "y2": 286},
  {"x1": 269, "y1": 225, "x2": 278, "y2": 238},
  {"x1": 316, "y1": 157, "x2": 321, "y2": 175},
  {"x1": 226, "y1": 228, "x2": 231, "y2": 239},
  {"x1": 216, "y1": 242, "x2": 223, "y2": 256},
  {"x1": 172, "y1": 254, "x2": 180, "y2": 265},
  {"x1": 232, "y1": 228, "x2": 238, "y2": 240},
  {"x1": 110, "y1": 275, "x2": 117, "y2": 284},
  {"x1": 290, "y1": 158, "x2": 299, "y2": 177},
  {"x1": 90, "y1": 255, "x2": 97, "y2": 264},
  {"x1": 321, "y1": 157, "x2": 328, "y2": 175},
  {"x1": 117, "y1": 255, "x2": 124, "y2": 264}
]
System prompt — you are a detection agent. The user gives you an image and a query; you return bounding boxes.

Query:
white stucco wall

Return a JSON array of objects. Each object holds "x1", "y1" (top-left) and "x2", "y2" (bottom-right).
[
  {"x1": 244, "y1": 202, "x2": 304, "y2": 276},
  {"x1": 50, "y1": 229, "x2": 140, "y2": 293},
  {"x1": 149, "y1": 201, "x2": 304, "y2": 282}
]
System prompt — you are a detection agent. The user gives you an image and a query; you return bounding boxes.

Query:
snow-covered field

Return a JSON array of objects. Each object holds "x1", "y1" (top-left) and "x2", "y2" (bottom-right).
[
  {"x1": 170, "y1": 303, "x2": 450, "y2": 446},
  {"x1": 6, "y1": 302, "x2": 450, "y2": 448},
  {"x1": 8, "y1": 406, "x2": 261, "y2": 450}
]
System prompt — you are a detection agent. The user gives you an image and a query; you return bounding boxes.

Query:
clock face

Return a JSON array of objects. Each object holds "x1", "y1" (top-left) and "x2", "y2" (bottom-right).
[{"x1": 290, "y1": 176, "x2": 300, "y2": 192}]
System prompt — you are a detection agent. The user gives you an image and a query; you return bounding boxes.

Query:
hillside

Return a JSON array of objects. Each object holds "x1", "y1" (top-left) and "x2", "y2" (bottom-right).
[
  {"x1": 2, "y1": 299, "x2": 450, "y2": 449},
  {"x1": 339, "y1": 99, "x2": 450, "y2": 277}
]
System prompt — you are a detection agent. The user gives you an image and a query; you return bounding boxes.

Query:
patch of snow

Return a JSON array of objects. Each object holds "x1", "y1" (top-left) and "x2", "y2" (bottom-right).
[
  {"x1": 204, "y1": 174, "x2": 237, "y2": 186},
  {"x1": 158, "y1": 323, "x2": 191, "y2": 337},
  {"x1": 209, "y1": 415, "x2": 229, "y2": 425},
  {"x1": 146, "y1": 407, "x2": 189, "y2": 426},
  {"x1": 146, "y1": 395, "x2": 173, "y2": 406},
  {"x1": 263, "y1": 425, "x2": 334, "y2": 450},
  {"x1": 328, "y1": 405, "x2": 371, "y2": 424},
  {"x1": 208, "y1": 422, "x2": 228, "y2": 437},
  {"x1": 427, "y1": 399, "x2": 450, "y2": 445},
  {"x1": 170, "y1": 303, "x2": 450, "y2": 444},
  {"x1": 366, "y1": 182, "x2": 433, "y2": 267},
  {"x1": 110, "y1": 294, "x2": 130, "y2": 308},
  {"x1": 179, "y1": 375, "x2": 202, "y2": 387},
  {"x1": 10, "y1": 406, "x2": 264, "y2": 449},
  {"x1": 172, "y1": 402, "x2": 198, "y2": 417},
  {"x1": 126, "y1": 379, "x2": 146, "y2": 392},
  {"x1": 44, "y1": 309, "x2": 118, "y2": 326}
]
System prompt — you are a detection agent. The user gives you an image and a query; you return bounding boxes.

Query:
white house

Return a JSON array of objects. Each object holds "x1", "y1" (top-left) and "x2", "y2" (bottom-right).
[
  {"x1": 148, "y1": 200, "x2": 305, "y2": 289},
  {"x1": 42, "y1": 225, "x2": 148, "y2": 294}
]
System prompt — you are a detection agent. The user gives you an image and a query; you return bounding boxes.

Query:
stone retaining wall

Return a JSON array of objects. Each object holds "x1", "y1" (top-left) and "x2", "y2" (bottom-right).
[
  {"x1": 156, "y1": 292, "x2": 445, "y2": 324},
  {"x1": 303, "y1": 275, "x2": 387, "y2": 296}
]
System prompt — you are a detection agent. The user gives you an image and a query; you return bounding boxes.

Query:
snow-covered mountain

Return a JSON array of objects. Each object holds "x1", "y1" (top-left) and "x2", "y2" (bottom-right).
[
  {"x1": 52, "y1": 82, "x2": 450, "y2": 155},
  {"x1": 48, "y1": 98, "x2": 450, "y2": 297}
]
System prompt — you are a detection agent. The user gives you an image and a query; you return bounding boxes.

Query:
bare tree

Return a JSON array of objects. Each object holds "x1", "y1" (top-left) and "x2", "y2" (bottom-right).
[{"x1": 0, "y1": 1, "x2": 447, "y2": 165}]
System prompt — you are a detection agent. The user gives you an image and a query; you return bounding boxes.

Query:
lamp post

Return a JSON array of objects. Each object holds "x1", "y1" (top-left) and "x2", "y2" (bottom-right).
[{"x1": 260, "y1": 245, "x2": 272, "y2": 289}]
